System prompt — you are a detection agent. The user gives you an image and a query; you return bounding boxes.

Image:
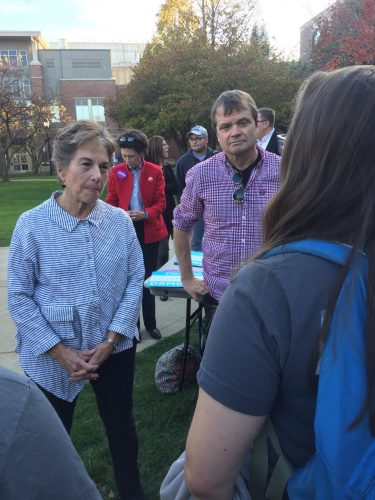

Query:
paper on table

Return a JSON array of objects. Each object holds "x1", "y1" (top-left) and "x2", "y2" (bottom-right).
[
  {"x1": 145, "y1": 269, "x2": 203, "y2": 288},
  {"x1": 174, "y1": 250, "x2": 203, "y2": 268}
]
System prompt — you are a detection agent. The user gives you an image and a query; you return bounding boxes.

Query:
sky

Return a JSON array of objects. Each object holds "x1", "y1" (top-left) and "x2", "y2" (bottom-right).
[{"x1": 0, "y1": 0, "x2": 334, "y2": 58}]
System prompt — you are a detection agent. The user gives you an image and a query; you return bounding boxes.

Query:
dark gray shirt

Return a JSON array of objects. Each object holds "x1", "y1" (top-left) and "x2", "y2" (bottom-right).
[
  {"x1": 198, "y1": 252, "x2": 340, "y2": 467},
  {"x1": 0, "y1": 367, "x2": 102, "y2": 499}
]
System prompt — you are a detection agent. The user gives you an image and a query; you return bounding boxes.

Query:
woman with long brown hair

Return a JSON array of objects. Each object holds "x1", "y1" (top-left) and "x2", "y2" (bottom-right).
[
  {"x1": 183, "y1": 65, "x2": 375, "y2": 499},
  {"x1": 146, "y1": 136, "x2": 178, "y2": 297}
]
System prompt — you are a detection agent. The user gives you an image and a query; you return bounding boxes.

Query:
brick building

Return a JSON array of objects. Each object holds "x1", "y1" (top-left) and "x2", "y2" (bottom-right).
[
  {"x1": 0, "y1": 31, "x2": 146, "y2": 173},
  {"x1": 300, "y1": 1, "x2": 338, "y2": 61}
]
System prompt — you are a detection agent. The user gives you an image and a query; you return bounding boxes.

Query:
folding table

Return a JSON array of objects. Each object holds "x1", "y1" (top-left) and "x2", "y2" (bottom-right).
[{"x1": 144, "y1": 252, "x2": 204, "y2": 390}]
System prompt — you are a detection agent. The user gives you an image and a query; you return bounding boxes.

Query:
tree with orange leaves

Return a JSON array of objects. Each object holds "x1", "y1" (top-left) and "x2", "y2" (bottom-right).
[{"x1": 311, "y1": 0, "x2": 375, "y2": 69}]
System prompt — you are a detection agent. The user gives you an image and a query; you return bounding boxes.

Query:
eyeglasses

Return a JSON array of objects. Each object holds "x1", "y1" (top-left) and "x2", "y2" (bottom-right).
[
  {"x1": 189, "y1": 137, "x2": 205, "y2": 142},
  {"x1": 232, "y1": 172, "x2": 245, "y2": 203},
  {"x1": 119, "y1": 135, "x2": 137, "y2": 147}
]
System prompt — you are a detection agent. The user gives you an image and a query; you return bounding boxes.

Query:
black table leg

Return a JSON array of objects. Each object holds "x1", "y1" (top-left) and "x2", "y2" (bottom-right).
[{"x1": 179, "y1": 298, "x2": 191, "y2": 391}]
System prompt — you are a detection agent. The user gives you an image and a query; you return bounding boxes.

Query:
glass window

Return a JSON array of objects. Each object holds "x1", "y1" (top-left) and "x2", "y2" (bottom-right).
[
  {"x1": 10, "y1": 79, "x2": 20, "y2": 95},
  {"x1": 87, "y1": 60, "x2": 101, "y2": 68},
  {"x1": 8, "y1": 78, "x2": 30, "y2": 98},
  {"x1": 50, "y1": 105, "x2": 60, "y2": 122},
  {"x1": 8, "y1": 50, "x2": 17, "y2": 66},
  {"x1": 22, "y1": 79, "x2": 31, "y2": 96},
  {"x1": 13, "y1": 153, "x2": 29, "y2": 171},
  {"x1": 75, "y1": 98, "x2": 90, "y2": 120},
  {"x1": 73, "y1": 60, "x2": 86, "y2": 68},
  {"x1": 20, "y1": 50, "x2": 28, "y2": 66},
  {"x1": 0, "y1": 50, "x2": 8, "y2": 65},
  {"x1": 75, "y1": 98, "x2": 105, "y2": 122},
  {"x1": 0, "y1": 49, "x2": 28, "y2": 67},
  {"x1": 72, "y1": 59, "x2": 101, "y2": 68},
  {"x1": 91, "y1": 98, "x2": 105, "y2": 122}
]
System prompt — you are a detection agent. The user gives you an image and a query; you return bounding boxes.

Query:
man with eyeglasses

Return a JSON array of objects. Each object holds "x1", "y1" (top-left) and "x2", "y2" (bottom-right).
[
  {"x1": 175, "y1": 125, "x2": 218, "y2": 251},
  {"x1": 257, "y1": 107, "x2": 281, "y2": 156},
  {"x1": 173, "y1": 90, "x2": 280, "y2": 322}
]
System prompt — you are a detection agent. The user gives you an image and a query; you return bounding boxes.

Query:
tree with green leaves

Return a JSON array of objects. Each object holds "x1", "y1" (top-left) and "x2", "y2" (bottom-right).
[
  {"x1": 155, "y1": 0, "x2": 199, "y2": 44},
  {"x1": 197, "y1": 0, "x2": 256, "y2": 48},
  {"x1": 106, "y1": 0, "x2": 307, "y2": 151}
]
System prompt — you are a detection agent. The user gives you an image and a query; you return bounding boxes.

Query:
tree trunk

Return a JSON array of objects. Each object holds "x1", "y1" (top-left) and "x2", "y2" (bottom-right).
[
  {"x1": 31, "y1": 153, "x2": 40, "y2": 175},
  {"x1": 0, "y1": 151, "x2": 10, "y2": 182}
]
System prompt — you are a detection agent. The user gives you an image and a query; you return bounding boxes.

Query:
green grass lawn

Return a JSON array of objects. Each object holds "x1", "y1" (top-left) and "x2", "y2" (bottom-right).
[
  {"x1": 71, "y1": 331, "x2": 199, "y2": 500},
  {"x1": 2, "y1": 176, "x2": 198, "y2": 499},
  {"x1": 0, "y1": 178, "x2": 59, "y2": 246},
  {"x1": 0, "y1": 177, "x2": 108, "y2": 246}
]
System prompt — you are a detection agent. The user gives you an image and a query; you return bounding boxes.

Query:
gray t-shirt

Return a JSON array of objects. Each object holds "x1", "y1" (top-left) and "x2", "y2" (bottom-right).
[
  {"x1": 198, "y1": 252, "x2": 340, "y2": 467},
  {"x1": 0, "y1": 367, "x2": 102, "y2": 499}
]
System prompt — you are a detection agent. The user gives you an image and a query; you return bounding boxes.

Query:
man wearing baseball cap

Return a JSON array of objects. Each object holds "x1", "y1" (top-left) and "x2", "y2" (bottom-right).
[{"x1": 175, "y1": 125, "x2": 218, "y2": 250}]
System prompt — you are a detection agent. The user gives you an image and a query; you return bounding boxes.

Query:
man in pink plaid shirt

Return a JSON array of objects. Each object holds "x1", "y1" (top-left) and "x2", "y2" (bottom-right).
[{"x1": 173, "y1": 89, "x2": 281, "y2": 307}]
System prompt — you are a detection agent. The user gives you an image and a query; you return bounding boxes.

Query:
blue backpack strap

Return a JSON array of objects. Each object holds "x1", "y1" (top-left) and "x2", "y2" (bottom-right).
[
  {"x1": 263, "y1": 239, "x2": 352, "y2": 267},
  {"x1": 260, "y1": 239, "x2": 374, "y2": 499}
]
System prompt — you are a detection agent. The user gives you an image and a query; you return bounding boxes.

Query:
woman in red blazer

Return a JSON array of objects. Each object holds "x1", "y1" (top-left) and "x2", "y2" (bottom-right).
[{"x1": 106, "y1": 130, "x2": 168, "y2": 340}]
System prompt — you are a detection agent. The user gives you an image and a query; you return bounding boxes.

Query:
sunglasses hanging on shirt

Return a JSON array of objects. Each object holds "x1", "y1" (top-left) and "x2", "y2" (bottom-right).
[{"x1": 232, "y1": 172, "x2": 245, "y2": 203}]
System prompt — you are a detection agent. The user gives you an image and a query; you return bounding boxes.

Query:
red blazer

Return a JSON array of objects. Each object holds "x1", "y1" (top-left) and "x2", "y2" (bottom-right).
[{"x1": 106, "y1": 161, "x2": 168, "y2": 244}]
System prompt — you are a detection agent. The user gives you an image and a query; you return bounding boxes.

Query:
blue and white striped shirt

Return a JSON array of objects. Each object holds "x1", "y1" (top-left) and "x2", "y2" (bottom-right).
[
  {"x1": 8, "y1": 192, "x2": 144, "y2": 401},
  {"x1": 129, "y1": 164, "x2": 144, "y2": 211}
]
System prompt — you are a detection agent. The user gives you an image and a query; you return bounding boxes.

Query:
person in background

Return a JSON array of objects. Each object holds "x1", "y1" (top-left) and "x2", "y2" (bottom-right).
[
  {"x1": 0, "y1": 367, "x2": 102, "y2": 499},
  {"x1": 106, "y1": 130, "x2": 168, "y2": 340},
  {"x1": 175, "y1": 125, "x2": 218, "y2": 251},
  {"x1": 173, "y1": 90, "x2": 280, "y2": 328},
  {"x1": 7, "y1": 120, "x2": 145, "y2": 500},
  {"x1": 145, "y1": 135, "x2": 178, "y2": 301},
  {"x1": 184, "y1": 66, "x2": 375, "y2": 499},
  {"x1": 257, "y1": 107, "x2": 281, "y2": 155}
]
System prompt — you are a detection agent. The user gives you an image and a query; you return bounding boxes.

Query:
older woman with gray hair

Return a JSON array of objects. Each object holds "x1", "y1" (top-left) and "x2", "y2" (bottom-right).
[{"x1": 8, "y1": 120, "x2": 146, "y2": 500}]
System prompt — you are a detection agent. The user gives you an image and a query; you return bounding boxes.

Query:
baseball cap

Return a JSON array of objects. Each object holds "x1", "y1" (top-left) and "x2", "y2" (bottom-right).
[{"x1": 188, "y1": 125, "x2": 208, "y2": 137}]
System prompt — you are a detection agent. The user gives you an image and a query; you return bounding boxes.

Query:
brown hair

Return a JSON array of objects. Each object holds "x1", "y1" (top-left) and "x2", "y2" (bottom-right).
[
  {"x1": 211, "y1": 89, "x2": 258, "y2": 129},
  {"x1": 258, "y1": 107, "x2": 275, "y2": 127},
  {"x1": 259, "y1": 65, "x2": 375, "y2": 432},
  {"x1": 52, "y1": 120, "x2": 115, "y2": 168},
  {"x1": 145, "y1": 135, "x2": 164, "y2": 166}
]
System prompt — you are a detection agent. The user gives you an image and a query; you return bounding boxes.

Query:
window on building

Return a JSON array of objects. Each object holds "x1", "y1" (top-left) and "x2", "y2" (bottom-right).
[
  {"x1": 72, "y1": 59, "x2": 101, "y2": 68},
  {"x1": 91, "y1": 98, "x2": 105, "y2": 122},
  {"x1": 12, "y1": 153, "x2": 29, "y2": 171},
  {"x1": 0, "y1": 49, "x2": 28, "y2": 67},
  {"x1": 22, "y1": 78, "x2": 31, "y2": 96},
  {"x1": 50, "y1": 105, "x2": 61, "y2": 122},
  {"x1": 20, "y1": 50, "x2": 28, "y2": 66},
  {"x1": 9, "y1": 79, "x2": 20, "y2": 94},
  {"x1": 312, "y1": 29, "x2": 321, "y2": 46},
  {"x1": 75, "y1": 98, "x2": 105, "y2": 122},
  {"x1": 87, "y1": 60, "x2": 101, "y2": 68},
  {"x1": 9, "y1": 78, "x2": 31, "y2": 97},
  {"x1": 73, "y1": 60, "x2": 86, "y2": 68}
]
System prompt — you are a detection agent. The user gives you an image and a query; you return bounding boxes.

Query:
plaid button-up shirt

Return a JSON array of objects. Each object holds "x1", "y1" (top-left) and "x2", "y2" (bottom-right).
[{"x1": 173, "y1": 148, "x2": 281, "y2": 300}]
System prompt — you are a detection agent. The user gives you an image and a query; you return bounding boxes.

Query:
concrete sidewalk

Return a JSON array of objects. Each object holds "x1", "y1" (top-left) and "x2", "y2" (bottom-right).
[{"x1": 0, "y1": 246, "x2": 187, "y2": 374}]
